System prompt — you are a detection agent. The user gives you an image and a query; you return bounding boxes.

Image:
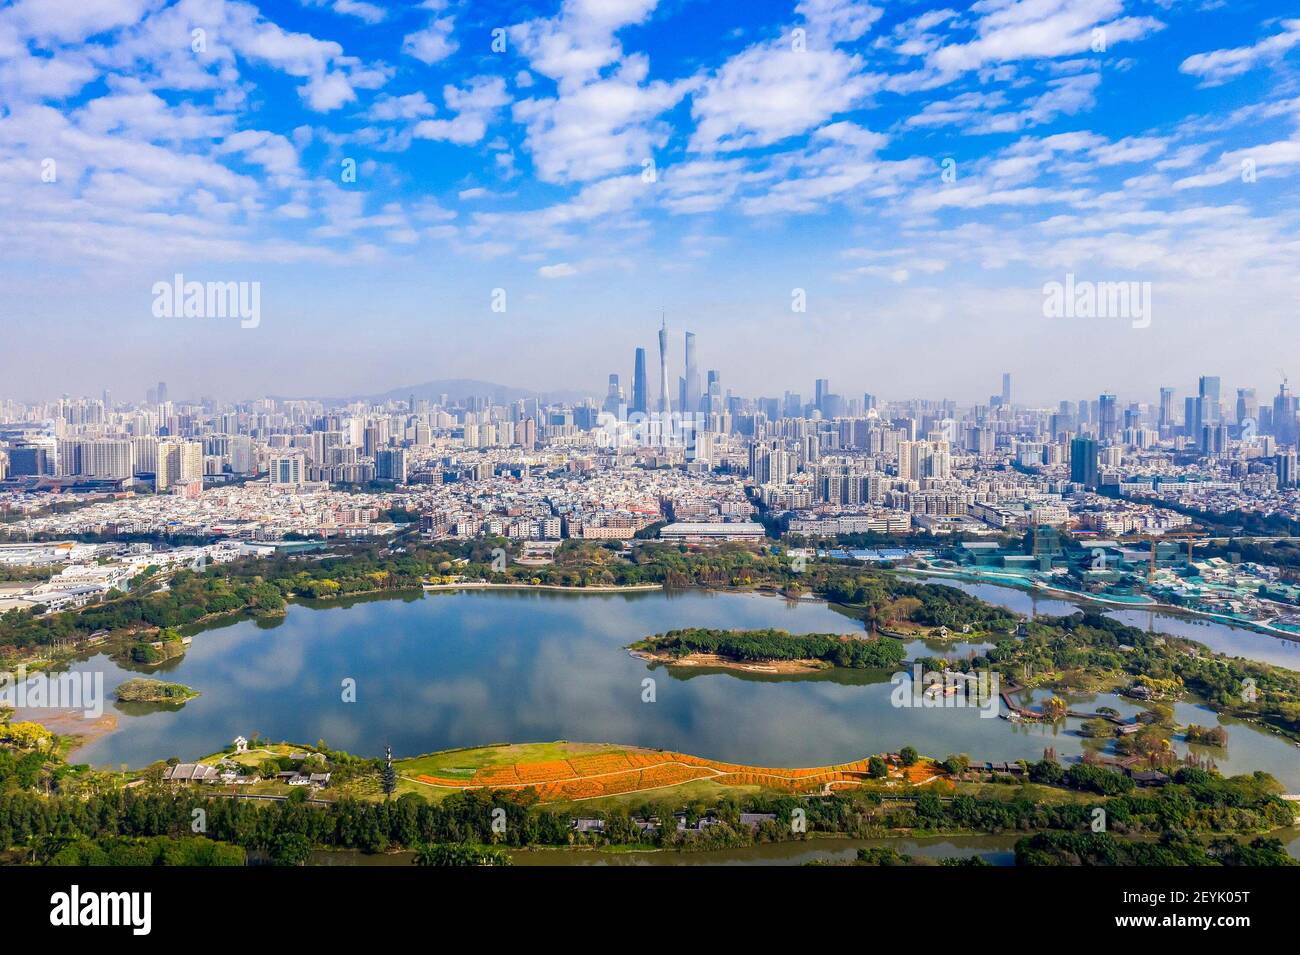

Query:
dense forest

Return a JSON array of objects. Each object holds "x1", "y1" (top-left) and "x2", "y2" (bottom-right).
[
  {"x1": 1014, "y1": 831, "x2": 1294, "y2": 866},
  {"x1": 630, "y1": 628, "x2": 907, "y2": 668},
  {"x1": 0, "y1": 760, "x2": 1290, "y2": 865}
]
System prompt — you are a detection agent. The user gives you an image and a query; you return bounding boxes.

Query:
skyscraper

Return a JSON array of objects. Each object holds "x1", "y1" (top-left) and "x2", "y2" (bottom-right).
[
  {"x1": 1158, "y1": 387, "x2": 1175, "y2": 437},
  {"x1": 1071, "y1": 436, "x2": 1099, "y2": 489},
  {"x1": 1001, "y1": 373, "x2": 1012, "y2": 406},
  {"x1": 631, "y1": 348, "x2": 647, "y2": 414},
  {"x1": 704, "y1": 370, "x2": 721, "y2": 413},
  {"x1": 1098, "y1": 393, "x2": 1118, "y2": 443},
  {"x1": 603, "y1": 374, "x2": 622, "y2": 415},
  {"x1": 1278, "y1": 450, "x2": 1298, "y2": 488},
  {"x1": 1232, "y1": 389, "x2": 1253, "y2": 428},
  {"x1": 1275, "y1": 380, "x2": 1298, "y2": 446},
  {"x1": 376, "y1": 448, "x2": 407, "y2": 483},
  {"x1": 683, "y1": 331, "x2": 700, "y2": 414},
  {"x1": 155, "y1": 439, "x2": 202, "y2": 490},
  {"x1": 1198, "y1": 376, "x2": 1221, "y2": 427},
  {"x1": 657, "y1": 316, "x2": 672, "y2": 415}
]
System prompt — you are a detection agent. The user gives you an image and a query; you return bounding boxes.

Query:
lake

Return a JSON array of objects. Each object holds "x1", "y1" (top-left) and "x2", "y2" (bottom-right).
[{"x1": 24, "y1": 588, "x2": 1300, "y2": 788}]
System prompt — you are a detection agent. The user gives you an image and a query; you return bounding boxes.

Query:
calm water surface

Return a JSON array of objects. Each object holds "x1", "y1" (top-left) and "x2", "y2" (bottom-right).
[{"x1": 26, "y1": 588, "x2": 1300, "y2": 788}]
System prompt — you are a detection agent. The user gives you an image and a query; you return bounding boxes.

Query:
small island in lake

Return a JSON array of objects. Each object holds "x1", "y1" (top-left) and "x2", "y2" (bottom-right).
[
  {"x1": 628, "y1": 627, "x2": 907, "y2": 674},
  {"x1": 115, "y1": 678, "x2": 200, "y2": 705}
]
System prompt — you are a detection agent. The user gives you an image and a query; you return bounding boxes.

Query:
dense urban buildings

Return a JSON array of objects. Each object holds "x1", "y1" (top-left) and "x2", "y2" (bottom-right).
[{"x1": 6, "y1": 325, "x2": 1300, "y2": 557}]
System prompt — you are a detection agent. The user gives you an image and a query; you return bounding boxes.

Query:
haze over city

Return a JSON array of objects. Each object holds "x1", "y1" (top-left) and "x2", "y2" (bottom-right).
[{"x1": 3, "y1": 0, "x2": 1300, "y2": 401}]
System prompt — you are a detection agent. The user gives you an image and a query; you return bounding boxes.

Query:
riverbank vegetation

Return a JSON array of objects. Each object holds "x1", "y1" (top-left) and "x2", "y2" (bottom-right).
[
  {"x1": 629, "y1": 628, "x2": 907, "y2": 670},
  {"x1": 115, "y1": 678, "x2": 199, "y2": 705},
  {"x1": 0, "y1": 724, "x2": 1292, "y2": 866},
  {"x1": 1015, "y1": 831, "x2": 1294, "y2": 866},
  {"x1": 927, "y1": 610, "x2": 1300, "y2": 740},
  {"x1": 0, "y1": 541, "x2": 1020, "y2": 660}
]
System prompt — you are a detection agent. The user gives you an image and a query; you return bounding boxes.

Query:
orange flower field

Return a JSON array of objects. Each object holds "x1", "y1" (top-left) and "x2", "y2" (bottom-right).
[{"x1": 411, "y1": 749, "x2": 944, "y2": 803}]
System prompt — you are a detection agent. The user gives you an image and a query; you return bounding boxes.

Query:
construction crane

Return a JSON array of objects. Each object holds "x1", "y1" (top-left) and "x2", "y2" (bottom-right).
[{"x1": 1118, "y1": 531, "x2": 1206, "y2": 583}]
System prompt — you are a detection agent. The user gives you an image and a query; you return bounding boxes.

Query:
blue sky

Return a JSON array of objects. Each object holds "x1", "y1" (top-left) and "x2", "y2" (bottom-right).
[{"x1": 2, "y1": 0, "x2": 1299, "y2": 405}]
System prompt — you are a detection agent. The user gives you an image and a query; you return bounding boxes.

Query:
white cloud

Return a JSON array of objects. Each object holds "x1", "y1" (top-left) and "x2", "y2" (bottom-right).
[
  {"x1": 367, "y1": 92, "x2": 436, "y2": 122},
  {"x1": 403, "y1": 13, "x2": 457, "y2": 65},
  {"x1": 538, "y1": 262, "x2": 578, "y2": 277},
  {"x1": 514, "y1": 55, "x2": 687, "y2": 183},
  {"x1": 3, "y1": 0, "x2": 155, "y2": 43},
  {"x1": 795, "y1": 0, "x2": 883, "y2": 45},
  {"x1": 1180, "y1": 19, "x2": 1300, "y2": 87},
  {"x1": 690, "y1": 43, "x2": 879, "y2": 152},
  {"x1": 507, "y1": 0, "x2": 682, "y2": 185},
  {"x1": 509, "y1": 0, "x2": 657, "y2": 87},
  {"x1": 299, "y1": 0, "x2": 387, "y2": 24},
  {"x1": 1173, "y1": 139, "x2": 1300, "y2": 189},
  {"x1": 927, "y1": 0, "x2": 1163, "y2": 76},
  {"x1": 740, "y1": 121, "x2": 914, "y2": 215},
  {"x1": 907, "y1": 90, "x2": 1008, "y2": 127},
  {"x1": 413, "y1": 76, "x2": 509, "y2": 145}
]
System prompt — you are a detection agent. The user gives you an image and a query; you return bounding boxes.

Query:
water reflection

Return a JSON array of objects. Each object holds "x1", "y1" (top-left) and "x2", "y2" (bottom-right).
[{"x1": 25, "y1": 589, "x2": 1296, "y2": 789}]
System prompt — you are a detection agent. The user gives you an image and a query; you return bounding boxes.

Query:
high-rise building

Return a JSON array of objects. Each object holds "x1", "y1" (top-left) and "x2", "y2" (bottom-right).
[
  {"x1": 1201, "y1": 423, "x2": 1228, "y2": 454},
  {"x1": 1184, "y1": 396, "x2": 1200, "y2": 439},
  {"x1": 631, "y1": 348, "x2": 647, "y2": 414},
  {"x1": 1236, "y1": 387, "x2": 1258, "y2": 427},
  {"x1": 1001, "y1": 373, "x2": 1012, "y2": 406},
  {"x1": 1274, "y1": 380, "x2": 1298, "y2": 446},
  {"x1": 268, "y1": 453, "x2": 306, "y2": 486},
  {"x1": 1158, "y1": 387, "x2": 1175, "y2": 436},
  {"x1": 1070, "y1": 436, "x2": 1099, "y2": 488},
  {"x1": 230, "y1": 435, "x2": 254, "y2": 474},
  {"x1": 7, "y1": 444, "x2": 51, "y2": 477},
  {"x1": 683, "y1": 331, "x2": 700, "y2": 414},
  {"x1": 603, "y1": 374, "x2": 623, "y2": 415},
  {"x1": 814, "y1": 379, "x2": 829, "y2": 414},
  {"x1": 1098, "y1": 393, "x2": 1118, "y2": 443},
  {"x1": 376, "y1": 448, "x2": 407, "y2": 483},
  {"x1": 1199, "y1": 376, "x2": 1221, "y2": 427},
  {"x1": 656, "y1": 316, "x2": 672, "y2": 415},
  {"x1": 61, "y1": 439, "x2": 132, "y2": 480},
  {"x1": 156, "y1": 439, "x2": 202, "y2": 490},
  {"x1": 1278, "y1": 450, "x2": 1298, "y2": 488},
  {"x1": 156, "y1": 381, "x2": 168, "y2": 405}
]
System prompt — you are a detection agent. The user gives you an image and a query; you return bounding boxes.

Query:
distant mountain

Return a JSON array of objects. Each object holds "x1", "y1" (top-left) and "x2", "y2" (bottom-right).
[{"x1": 341, "y1": 379, "x2": 593, "y2": 406}]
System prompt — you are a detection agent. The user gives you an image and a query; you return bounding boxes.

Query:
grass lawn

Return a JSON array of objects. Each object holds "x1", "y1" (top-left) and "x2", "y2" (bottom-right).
[
  {"x1": 949, "y1": 780, "x2": 1099, "y2": 805},
  {"x1": 395, "y1": 741, "x2": 653, "y2": 780},
  {"x1": 198, "y1": 743, "x2": 315, "y2": 767}
]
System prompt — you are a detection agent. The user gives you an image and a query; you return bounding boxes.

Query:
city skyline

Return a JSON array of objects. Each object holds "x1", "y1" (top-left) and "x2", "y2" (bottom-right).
[
  {"x1": 7, "y1": 0, "x2": 1300, "y2": 893},
  {"x1": 2, "y1": 319, "x2": 1297, "y2": 417},
  {"x1": 2, "y1": 0, "x2": 1300, "y2": 399}
]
